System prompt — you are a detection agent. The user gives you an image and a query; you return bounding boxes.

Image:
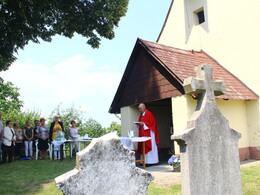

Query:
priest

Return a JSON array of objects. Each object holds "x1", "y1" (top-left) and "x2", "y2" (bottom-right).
[{"x1": 136, "y1": 103, "x2": 160, "y2": 165}]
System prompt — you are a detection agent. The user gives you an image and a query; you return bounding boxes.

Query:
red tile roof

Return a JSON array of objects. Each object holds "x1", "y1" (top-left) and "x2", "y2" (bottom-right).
[
  {"x1": 109, "y1": 39, "x2": 258, "y2": 113},
  {"x1": 140, "y1": 39, "x2": 259, "y2": 100}
]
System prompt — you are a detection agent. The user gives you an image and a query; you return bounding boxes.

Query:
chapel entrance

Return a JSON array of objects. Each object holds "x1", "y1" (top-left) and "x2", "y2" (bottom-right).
[{"x1": 144, "y1": 98, "x2": 173, "y2": 162}]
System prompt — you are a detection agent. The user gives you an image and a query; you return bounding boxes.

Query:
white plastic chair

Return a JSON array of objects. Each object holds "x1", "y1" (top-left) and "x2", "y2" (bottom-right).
[{"x1": 35, "y1": 142, "x2": 52, "y2": 160}]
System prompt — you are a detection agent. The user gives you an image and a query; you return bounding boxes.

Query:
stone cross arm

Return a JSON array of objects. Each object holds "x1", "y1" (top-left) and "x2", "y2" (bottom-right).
[{"x1": 183, "y1": 64, "x2": 226, "y2": 101}]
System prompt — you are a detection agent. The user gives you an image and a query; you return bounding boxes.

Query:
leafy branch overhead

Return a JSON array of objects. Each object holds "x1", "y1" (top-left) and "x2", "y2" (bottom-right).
[
  {"x1": 0, "y1": 77, "x2": 23, "y2": 112},
  {"x1": 0, "y1": 0, "x2": 129, "y2": 71}
]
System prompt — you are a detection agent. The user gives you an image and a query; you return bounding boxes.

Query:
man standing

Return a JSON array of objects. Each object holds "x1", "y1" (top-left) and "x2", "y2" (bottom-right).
[
  {"x1": 0, "y1": 112, "x2": 3, "y2": 163},
  {"x1": 136, "y1": 103, "x2": 160, "y2": 165}
]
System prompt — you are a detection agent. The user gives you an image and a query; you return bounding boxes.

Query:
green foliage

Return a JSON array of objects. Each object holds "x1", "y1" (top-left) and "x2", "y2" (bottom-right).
[
  {"x1": 81, "y1": 118, "x2": 106, "y2": 138},
  {"x1": 0, "y1": 78, "x2": 23, "y2": 113},
  {"x1": 106, "y1": 121, "x2": 121, "y2": 136},
  {"x1": 0, "y1": 78, "x2": 40, "y2": 128},
  {"x1": 0, "y1": 0, "x2": 129, "y2": 71},
  {"x1": 49, "y1": 104, "x2": 107, "y2": 139},
  {"x1": 0, "y1": 80, "x2": 121, "y2": 137},
  {"x1": 2, "y1": 109, "x2": 41, "y2": 129},
  {"x1": 48, "y1": 103, "x2": 85, "y2": 138}
]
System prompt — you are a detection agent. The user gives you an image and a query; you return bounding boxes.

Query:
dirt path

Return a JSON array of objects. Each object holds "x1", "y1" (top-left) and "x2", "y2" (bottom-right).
[
  {"x1": 145, "y1": 160, "x2": 260, "y2": 187},
  {"x1": 145, "y1": 164, "x2": 181, "y2": 187}
]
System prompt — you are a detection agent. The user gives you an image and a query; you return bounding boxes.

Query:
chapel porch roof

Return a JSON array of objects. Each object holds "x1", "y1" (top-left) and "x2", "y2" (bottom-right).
[{"x1": 109, "y1": 39, "x2": 258, "y2": 114}]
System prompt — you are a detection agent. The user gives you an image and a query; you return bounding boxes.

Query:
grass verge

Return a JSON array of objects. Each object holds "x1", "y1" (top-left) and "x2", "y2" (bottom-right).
[
  {"x1": 0, "y1": 159, "x2": 75, "y2": 195},
  {"x1": 0, "y1": 160, "x2": 259, "y2": 194},
  {"x1": 241, "y1": 164, "x2": 260, "y2": 195}
]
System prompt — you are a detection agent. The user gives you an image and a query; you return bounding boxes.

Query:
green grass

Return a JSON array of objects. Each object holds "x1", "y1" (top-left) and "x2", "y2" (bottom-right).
[
  {"x1": 148, "y1": 184, "x2": 182, "y2": 195},
  {"x1": 0, "y1": 159, "x2": 75, "y2": 195},
  {"x1": 241, "y1": 165, "x2": 260, "y2": 195},
  {"x1": 0, "y1": 159, "x2": 259, "y2": 195},
  {"x1": 148, "y1": 165, "x2": 260, "y2": 195}
]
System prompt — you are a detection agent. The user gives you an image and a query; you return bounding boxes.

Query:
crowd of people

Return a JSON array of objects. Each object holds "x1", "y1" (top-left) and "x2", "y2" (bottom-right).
[
  {"x1": 0, "y1": 103, "x2": 160, "y2": 166},
  {"x1": 0, "y1": 113, "x2": 80, "y2": 163}
]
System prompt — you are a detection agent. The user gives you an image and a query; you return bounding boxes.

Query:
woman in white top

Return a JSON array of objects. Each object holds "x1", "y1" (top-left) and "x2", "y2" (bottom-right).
[
  {"x1": 2, "y1": 120, "x2": 16, "y2": 163},
  {"x1": 68, "y1": 120, "x2": 80, "y2": 152}
]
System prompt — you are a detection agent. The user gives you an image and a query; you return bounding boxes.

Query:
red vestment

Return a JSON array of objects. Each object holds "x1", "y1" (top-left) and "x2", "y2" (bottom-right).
[{"x1": 137, "y1": 109, "x2": 160, "y2": 154}]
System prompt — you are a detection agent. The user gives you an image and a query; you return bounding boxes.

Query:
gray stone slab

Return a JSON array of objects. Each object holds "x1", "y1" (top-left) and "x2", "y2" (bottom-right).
[
  {"x1": 55, "y1": 133, "x2": 153, "y2": 195},
  {"x1": 172, "y1": 64, "x2": 242, "y2": 195}
]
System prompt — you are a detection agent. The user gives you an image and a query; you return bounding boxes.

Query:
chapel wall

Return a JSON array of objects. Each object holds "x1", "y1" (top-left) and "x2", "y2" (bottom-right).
[
  {"x1": 171, "y1": 95, "x2": 256, "y2": 160},
  {"x1": 245, "y1": 100, "x2": 260, "y2": 159},
  {"x1": 158, "y1": 0, "x2": 260, "y2": 159},
  {"x1": 171, "y1": 95, "x2": 191, "y2": 154},
  {"x1": 120, "y1": 106, "x2": 140, "y2": 137},
  {"x1": 216, "y1": 99, "x2": 249, "y2": 148},
  {"x1": 245, "y1": 100, "x2": 260, "y2": 147},
  {"x1": 158, "y1": 0, "x2": 260, "y2": 96}
]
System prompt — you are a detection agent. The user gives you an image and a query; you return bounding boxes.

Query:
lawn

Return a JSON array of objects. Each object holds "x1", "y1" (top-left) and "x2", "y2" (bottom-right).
[
  {"x1": 0, "y1": 159, "x2": 75, "y2": 195},
  {"x1": 0, "y1": 159, "x2": 259, "y2": 195},
  {"x1": 241, "y1": 164, "x2": 260, "y2": 195}
]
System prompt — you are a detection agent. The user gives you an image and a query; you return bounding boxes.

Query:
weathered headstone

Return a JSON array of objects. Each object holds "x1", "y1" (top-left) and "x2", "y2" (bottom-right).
[
  {"x1": 172, "y1": 64, "x2": 242, "y2": 195},
  {"x1": 55, "y1": 133, "x2": 153, "y2": 195}
]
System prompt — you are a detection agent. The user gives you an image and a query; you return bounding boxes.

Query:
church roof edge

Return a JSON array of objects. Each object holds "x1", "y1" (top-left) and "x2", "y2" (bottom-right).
[{"x1": 109, "y1": 39, "x2": 259, "y2": 114}]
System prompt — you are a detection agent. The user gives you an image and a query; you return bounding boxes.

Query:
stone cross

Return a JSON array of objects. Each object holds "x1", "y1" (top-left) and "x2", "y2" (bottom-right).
[
  {"x1": 55, "y1": 133, "x2": 153, "y2": 195},
  {"x1": 172, "y1": 64, "x2": 242, "y2": 195},
  {"x1": 183, "y1": 64, "x2": 225, "y2": 101}
]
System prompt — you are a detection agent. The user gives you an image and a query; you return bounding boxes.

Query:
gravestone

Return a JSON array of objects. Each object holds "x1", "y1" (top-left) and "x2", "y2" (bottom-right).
[
  {"x1": 172, "y1": 64, "x2": 242, "y2": 195},
  {"x1": 55, "y1": 133, "x2": 153, "y2": 195}
]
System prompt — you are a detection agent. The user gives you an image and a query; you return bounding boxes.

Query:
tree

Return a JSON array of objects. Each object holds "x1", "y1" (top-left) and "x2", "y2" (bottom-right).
[
  {"x1": 48, "y1": 103, "x2": 85, "y2": 138},
  {"x1": 0, "y1": 78, "x2": 23, "y2": 113},
  {"x1": 0, "y1": 77, "x2": 40, "y2": 128},
  {"x1": 49, "y1": 104, "x2": 107, "y2": 138},
  {"x1": 106, "y1": 121, "x2": 121, "y2": 136},
  {"x1": 0, "y1": 0, "x2": 129, "y2": 71},
  {"x1": 2, "y1": 109, "x2": 41, "y2": 129},
  {"x1": 81, "y1": 118, "x2": 106, "y2": 138}
]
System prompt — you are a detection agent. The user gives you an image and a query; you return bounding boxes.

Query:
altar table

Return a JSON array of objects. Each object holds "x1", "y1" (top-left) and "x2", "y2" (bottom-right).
[{"x1": 53, "y1": 137, "x2": 151, "y2": 168}]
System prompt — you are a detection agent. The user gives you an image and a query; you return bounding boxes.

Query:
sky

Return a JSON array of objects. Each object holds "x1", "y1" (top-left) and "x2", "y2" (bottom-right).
[{"x1": 1, "y1": 0, "x2": 172, "y2": 127}]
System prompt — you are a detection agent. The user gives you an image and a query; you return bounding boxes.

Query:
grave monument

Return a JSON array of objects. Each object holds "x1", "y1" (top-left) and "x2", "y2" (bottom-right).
[
  {"x1": 55, "y1": 133, "x2": 153, "y2": 195},
  {"x1": 172, "y1": 64, "x2": 242, "y2": 195}
]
